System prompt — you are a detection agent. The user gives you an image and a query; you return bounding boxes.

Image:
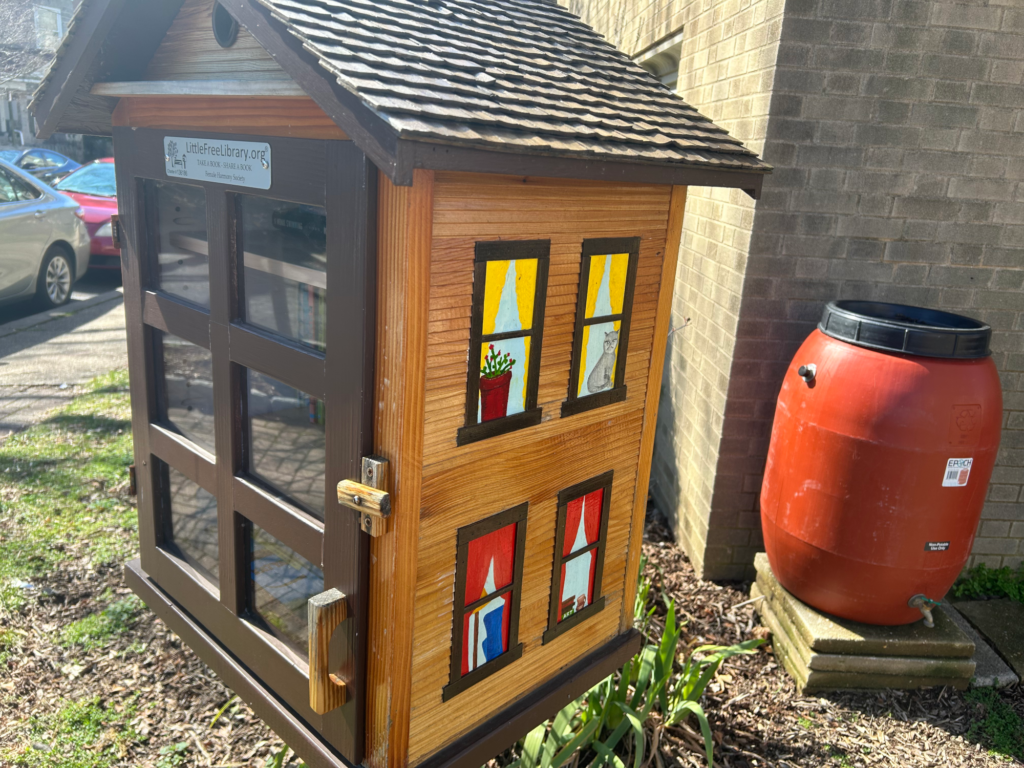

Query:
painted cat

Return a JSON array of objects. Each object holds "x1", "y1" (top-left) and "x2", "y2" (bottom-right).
[{"x1": 586, "y1": 330, "x2": 619, "y2": 394}]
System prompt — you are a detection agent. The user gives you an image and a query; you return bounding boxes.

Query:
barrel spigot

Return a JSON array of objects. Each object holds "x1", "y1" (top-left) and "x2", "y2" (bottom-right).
[
  {"x1": 909, "y1": 594, "x2": 939, "y2": 628},
  {"x1": 797, "y1": 364, "x2": 816, "y2": 384}
]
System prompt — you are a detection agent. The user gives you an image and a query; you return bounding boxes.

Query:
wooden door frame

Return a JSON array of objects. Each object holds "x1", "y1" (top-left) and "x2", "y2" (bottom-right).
[{"x1": 114, "y1": 125, "x2": 375, "y2": 763}]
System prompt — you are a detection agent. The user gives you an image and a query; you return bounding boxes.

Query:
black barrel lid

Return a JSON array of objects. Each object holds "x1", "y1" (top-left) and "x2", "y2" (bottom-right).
[{"x1": 819, "y1": 301, "x2": 991, "y2": 359}]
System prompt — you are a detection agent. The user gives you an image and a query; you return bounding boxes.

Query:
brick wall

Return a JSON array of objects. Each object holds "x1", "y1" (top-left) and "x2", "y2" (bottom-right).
[
  {"x1": 564, "y1": 0, "x2": 1024, "y2": 578},
  {"x1": 565, "y1": 0, "x2": 786, "y2": 579}
]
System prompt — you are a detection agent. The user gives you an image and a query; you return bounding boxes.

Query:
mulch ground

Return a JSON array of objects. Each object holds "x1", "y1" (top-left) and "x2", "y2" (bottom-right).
[
  {"x1": 642, "y1": 514, "x2": 1021, "y2": 767},
  {"x1": 1, "y1": 507, "x2": 1019, "y2": 766}
]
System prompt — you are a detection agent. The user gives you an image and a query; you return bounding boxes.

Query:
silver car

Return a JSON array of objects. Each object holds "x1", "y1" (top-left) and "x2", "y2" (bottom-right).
[{"x1": 0, "y1": 159, "x2": 90, "y2": 309}]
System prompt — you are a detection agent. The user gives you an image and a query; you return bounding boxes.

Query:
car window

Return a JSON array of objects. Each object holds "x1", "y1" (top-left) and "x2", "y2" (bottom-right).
[
  {"x1": 11, "y1": 174, "x2": 41, "y2": 201},
  {"x1": 55, "y1": 162, "x2": 116, "y2": 197},
  {"x1": 0, "y1": 150, "x2": 19, "y2": 163},
  {"x1": 19, "y1": 152, "x2": 47, "y2": 170},
  {"x1": 42, "y1": 151, "x2": 66, "y2": 166},
  {"x1": 0, "y1": 171, "x2": 20, "y2": 203}
]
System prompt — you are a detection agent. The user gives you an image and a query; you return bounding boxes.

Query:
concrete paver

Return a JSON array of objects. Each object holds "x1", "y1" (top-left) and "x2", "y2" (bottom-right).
[{"x1": 943, "y1": 599, "x2": 1019, "y2": 688}]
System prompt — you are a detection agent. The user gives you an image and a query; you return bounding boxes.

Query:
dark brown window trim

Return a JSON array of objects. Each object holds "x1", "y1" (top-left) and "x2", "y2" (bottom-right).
[
  {"x1": 233, "y1": 475, "x2": 324, "y2": 568},
  {"x1": 457, "y1": 240, "x2": 550, "y2": 447},
  {"x1": 231, "y1": 323, "x2": 327, "y2": 401},
  {"x1": 149, "y1": 424, "x2": 217, "y2": 491},
  {"x1": 561, "y1": 238, "x2": 640, "y2": 419},
  {"x1": 143, "y1": 290, "x2": 211, "y2": 349},
  {"x1": 543, "y1": 471, "x2": 614, "y2": 645},
  {"x1": 444, "y1": 503, "x2": 529, "y2": 701}
]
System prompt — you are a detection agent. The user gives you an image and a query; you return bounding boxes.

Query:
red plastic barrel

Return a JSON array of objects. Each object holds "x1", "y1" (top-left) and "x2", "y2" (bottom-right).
[{"x1": 761, "y1": 301, "x2": 1002, "y2": 625}]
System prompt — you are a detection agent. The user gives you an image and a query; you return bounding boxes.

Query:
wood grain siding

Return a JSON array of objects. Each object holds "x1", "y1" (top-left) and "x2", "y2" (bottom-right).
[
  {"x1": 621, "y1": 186, "x2": 687, "y2": 630},
  {"x1": 111, "y1": 96, "x2": 349, "y2": 140},
  {"x1": 408, "y1": 173, "x2": 675, "y2": 765},
  {"x1": 365, "y1": 171, "x2": 434, "y2": 768},
  {"x1": 145, "y1": 0, "x2": 289, "y2": 81}
]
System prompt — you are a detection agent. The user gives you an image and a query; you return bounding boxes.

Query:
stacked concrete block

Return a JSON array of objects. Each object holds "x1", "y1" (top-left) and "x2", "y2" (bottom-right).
[
  {"x1": 564, "y1": 0, "x2": 1024, "y2": 578},
  {"x1": 753, "y1": 555, "x2": 976, "y2": 693}
]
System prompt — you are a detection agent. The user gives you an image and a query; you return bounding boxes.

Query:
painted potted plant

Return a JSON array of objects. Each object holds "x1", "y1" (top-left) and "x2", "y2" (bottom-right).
[{"x1": 480, "y1": 344, "x2": 515, "y2": 422}]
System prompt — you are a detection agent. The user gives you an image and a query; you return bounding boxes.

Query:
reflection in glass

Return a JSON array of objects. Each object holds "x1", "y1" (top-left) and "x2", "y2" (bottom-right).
[
  {"x1": 164, "y1": 465, "x2": 219, "y2": 587},
  {"x1": 238, "y1": 196, "x2": 327, "y2": 352},
  {"x1": 148, "y1": 180, "x2": 210, "y2": 307},
  {"x1": 247, "y1": 369, "x2": 326, "y2": 518},
  {"x1": 160, "y1": 332, "x2": 215, "y2": 453},
  {"x1": 250, "y1": 522, "x2": 323, "y2": 655}
]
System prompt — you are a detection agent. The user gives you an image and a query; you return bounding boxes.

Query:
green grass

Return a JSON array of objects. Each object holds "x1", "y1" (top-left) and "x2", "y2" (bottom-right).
[
  {"x1": 965, "y1": 688, "x2": 1024, "y2": 762},
  {"x1": 10, "y1": 696, "x2": 141, "y2": 768},
  {"x1": 952, "y1": 563, "x2": 1024, "y2": 604},
  {"x1": 60, "y1": 596, "x2": 144, "y2": 650},
  {"x1": 0, "y1": 370, "x2": 135, "y2": 613}
]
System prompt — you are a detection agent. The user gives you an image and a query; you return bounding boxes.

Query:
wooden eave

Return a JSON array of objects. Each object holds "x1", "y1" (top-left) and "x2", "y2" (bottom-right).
[{"x1": 31, "y1": 0, "x2": 767, "y2": 196}]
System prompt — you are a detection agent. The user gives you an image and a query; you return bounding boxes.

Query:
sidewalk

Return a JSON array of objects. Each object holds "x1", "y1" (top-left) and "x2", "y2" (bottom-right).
[{"x1": 0, "y1": 291, "x2": 127, "y2": 440}]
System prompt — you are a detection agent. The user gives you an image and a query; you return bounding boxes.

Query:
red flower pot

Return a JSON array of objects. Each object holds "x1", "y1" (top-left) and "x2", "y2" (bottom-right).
[{"x1": 479, "y1": 370, "x2": 512, "y2": 422}]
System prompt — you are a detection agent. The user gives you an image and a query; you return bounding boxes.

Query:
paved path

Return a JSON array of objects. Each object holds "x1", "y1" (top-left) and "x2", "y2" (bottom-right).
[{"x1": 0, "y1": 289, "x2": 127, "y2": 440}]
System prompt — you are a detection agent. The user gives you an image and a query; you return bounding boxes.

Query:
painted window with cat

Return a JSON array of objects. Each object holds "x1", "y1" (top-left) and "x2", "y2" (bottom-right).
[
  {"x1": 444, "y1": 504, "x2": 528, "y2": 700},
  {"x1": 544, "y1": 471, "x2": 613, "y2": 643},
  {"x1": 562, "y1": 238, "x2": 641, "y2": 417},
  {"x1": 459, "y1": 240, "x2": 550, "y2": 446}
]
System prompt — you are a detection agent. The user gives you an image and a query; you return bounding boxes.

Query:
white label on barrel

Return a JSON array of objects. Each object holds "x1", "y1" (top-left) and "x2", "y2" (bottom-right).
[{"x1": 943, "y1": 457, "x2": 973, "y2": 487}]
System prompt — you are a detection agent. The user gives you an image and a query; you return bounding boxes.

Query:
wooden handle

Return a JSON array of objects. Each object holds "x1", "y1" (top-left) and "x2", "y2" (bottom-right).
[
  {"x1": 337, "y1": 456, "x2": 391, "y2": 537},
  {"x1": 308, "y1": 588, "x2": 348, "y2": 715}
]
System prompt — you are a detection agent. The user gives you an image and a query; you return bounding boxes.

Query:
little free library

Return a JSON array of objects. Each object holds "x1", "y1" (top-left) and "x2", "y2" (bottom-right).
[{"x1": 31, "y1": 1, "x2": 769, "y2": 767}]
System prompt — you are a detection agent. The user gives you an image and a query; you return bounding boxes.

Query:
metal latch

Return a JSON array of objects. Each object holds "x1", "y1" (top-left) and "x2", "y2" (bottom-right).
[
  {"x1": 110, "y1": 214, "x2": 122, "y2": 251},
  {"x1": 337, "y1": 456, "x2": 391, "y2": 537}
]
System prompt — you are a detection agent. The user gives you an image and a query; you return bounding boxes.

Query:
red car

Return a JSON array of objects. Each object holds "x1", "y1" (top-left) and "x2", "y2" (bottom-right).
[{"x1": 53, "y1": 158, "x2": 120, "y2": 270}]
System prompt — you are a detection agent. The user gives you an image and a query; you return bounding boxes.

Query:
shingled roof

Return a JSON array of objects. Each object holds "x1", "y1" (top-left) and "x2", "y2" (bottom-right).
[
  {"x1": 257, "y1": 0, "x2": 766, "y2": 172},
  {"x1": 31, "y1": 0, "x2": 769, "y2": 193}
]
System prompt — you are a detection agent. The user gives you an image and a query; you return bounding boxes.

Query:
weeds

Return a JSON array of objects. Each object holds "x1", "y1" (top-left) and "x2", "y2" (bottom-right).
[
  {"x1": 965, "y1": 688, "x2": 1024, "y2": 762},
  {"x1": 60, "y1": 596, "x2": 144, "y2": 650},
  {"x1": 952, "y1": 563, "x2": 1024, "y2": 604},
  {"x1": 509, "y1": 566, "x2": 762, "y2": 768},
  {"x1": 0, "y1": 369, "x2": 134, "y2": 614},
  {"x1": 11, "y1": 695, "x2": 140, "y2": 768}
]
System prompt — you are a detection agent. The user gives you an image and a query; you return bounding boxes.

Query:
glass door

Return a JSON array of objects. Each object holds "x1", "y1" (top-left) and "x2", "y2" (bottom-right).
[{"x1": 113, "y1": 127, "x2": 376, "y2": 761}]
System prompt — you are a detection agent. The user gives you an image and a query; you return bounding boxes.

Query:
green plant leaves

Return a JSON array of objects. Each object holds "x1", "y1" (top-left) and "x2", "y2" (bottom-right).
[{"x1": 504, "y1": 566, "x2": 764, "y2": 768}]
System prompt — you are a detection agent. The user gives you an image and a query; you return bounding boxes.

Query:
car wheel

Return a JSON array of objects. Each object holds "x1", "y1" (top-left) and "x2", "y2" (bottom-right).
[{"x1": 37, "y1": 247, "x2": 74, "y2": 309}]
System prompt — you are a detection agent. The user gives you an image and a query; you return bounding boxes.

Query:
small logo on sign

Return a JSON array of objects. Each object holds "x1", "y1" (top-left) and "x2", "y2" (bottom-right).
[
  {"x1": 942, "y1": 457, "x2": 973, "y2": 487},
  {"x1": 925, "y1": 542, "x2": 950, "y2": 552}
]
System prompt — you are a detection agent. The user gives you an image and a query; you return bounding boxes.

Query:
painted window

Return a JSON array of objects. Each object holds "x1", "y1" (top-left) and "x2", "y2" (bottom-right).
[
  {"x1": 544, "y1": 472, "x2": 613, "y2": 643},
  {"x1": 458, "y1": 241, "x2": 549, "y2": 446},
  {"x1": 562, "y1": 238, "x2": 640, "y2": 417},
  {"x1": 444, "y1": 504, "x2": 528, "y2": 700}
]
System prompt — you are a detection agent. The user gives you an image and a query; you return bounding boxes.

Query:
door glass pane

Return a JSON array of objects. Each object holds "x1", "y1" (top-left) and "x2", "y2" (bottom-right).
[
  {"x1": 238, "y1": 196, "x2": 327, "y2": 352},
  {"x1": 148, "y1": 180, "x2": 210, "y2": 308},
  {"x1": 247, "y1": 369, "x2": 326, "y2": 518},
  {"x1": 250, "y1": 522, "x2": 323, "y2": 655},
  {"x1": 159, "y1": 332, "x2": 215, "y2": 453},
  {"x1": 164, "y1": 465, "x2": 219, "y2": 588}
]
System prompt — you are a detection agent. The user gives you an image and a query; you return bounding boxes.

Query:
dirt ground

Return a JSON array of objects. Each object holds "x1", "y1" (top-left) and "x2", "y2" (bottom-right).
[{"x1": 2, "y1": 501, "x2": 1020, "y2": 766}]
